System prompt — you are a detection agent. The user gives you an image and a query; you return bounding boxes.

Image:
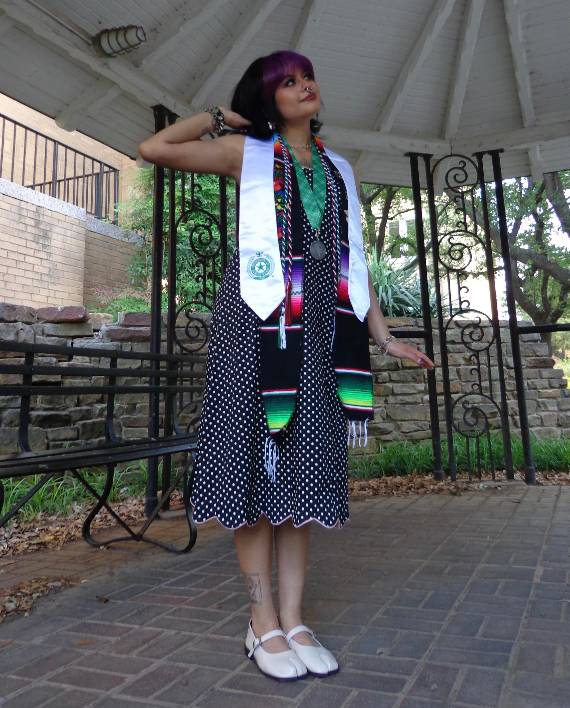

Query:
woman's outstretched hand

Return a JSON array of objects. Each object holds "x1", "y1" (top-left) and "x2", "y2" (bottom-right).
[{"x1": 383, "y1": 339, "x2": 436, "y2": 369}]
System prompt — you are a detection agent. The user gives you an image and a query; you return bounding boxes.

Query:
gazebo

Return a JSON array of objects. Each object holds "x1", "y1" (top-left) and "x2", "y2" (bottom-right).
[
  {"x1": 1, "y1": 0, "x2": 568, "y2": 181},
  {"x1": 0, "y1": 0, "x2": 569, "y2": 532}
]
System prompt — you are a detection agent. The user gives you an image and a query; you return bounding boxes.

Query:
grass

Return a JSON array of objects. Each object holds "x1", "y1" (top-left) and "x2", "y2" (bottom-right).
[
  {"x1": 348, "y1": 432, "x2": 570, "y2": 478},
  {"x1": 1, "y1": 461, "x2": 149, "y2": 524}
]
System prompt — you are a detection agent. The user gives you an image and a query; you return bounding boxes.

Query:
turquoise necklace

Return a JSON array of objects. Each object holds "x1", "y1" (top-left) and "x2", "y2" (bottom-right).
[{"x1": 280, "y1": 135, "x2": 328, "y2": 260}]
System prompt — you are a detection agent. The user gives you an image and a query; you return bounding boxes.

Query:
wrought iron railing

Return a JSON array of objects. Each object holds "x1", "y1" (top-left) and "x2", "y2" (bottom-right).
[{"x1": 0, "y1": 112, "x2": 119, "y2": 223}]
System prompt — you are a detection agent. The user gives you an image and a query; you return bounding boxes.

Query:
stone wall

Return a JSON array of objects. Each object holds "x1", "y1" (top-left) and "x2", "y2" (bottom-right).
[
  {"x1": 367, "y1": 317, "x2": 569, "y2": 454},
  {"x1": 0, "y1": 304, "x2": 204, "y2": 458},
  {"x1": 0, "y1": 182, "x2": 139, "y2": 309},
  {"x1": 0, "y1": 305, "x2": 568, "y2": 459}
]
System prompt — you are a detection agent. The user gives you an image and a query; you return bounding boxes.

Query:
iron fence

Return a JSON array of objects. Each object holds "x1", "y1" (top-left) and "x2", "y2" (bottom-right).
[{"x1": 0, "y1": 112, "x2": 119, "y2": 223}]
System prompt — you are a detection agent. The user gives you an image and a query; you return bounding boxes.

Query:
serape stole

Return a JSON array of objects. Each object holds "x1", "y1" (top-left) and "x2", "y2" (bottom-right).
[{"x1": 257, "y1": 135, "x2": 374, "y2": 479}]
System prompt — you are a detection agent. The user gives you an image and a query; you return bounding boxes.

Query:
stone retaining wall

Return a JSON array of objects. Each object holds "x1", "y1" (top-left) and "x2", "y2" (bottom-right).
[
  {"x1": 0, "y1": 304, "x2": 568, "y2": 458},
  {"x1": 367, "y1": 317, "x2": 569, "y2": 453},
  {"x1": 0, "y1": 304, "x2": 204, "y2": 458}
]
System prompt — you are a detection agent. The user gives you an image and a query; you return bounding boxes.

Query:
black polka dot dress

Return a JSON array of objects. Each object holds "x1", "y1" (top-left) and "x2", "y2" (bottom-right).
[{"x1": 189, "y1": 156, "x2": 350, "y2": 529}]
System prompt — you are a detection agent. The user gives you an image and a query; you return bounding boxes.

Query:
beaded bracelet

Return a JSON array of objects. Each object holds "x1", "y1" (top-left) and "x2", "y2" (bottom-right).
[
  {"x1": 377, "y1": 334, "x2": 395, "y2": 355},
  {"x1": 204, "y1": 105, "x2": 226, "y2": 137}
]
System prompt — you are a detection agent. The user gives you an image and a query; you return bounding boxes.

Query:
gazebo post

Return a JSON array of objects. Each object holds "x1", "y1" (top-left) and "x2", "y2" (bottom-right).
[
  {"x1": 421, "y1": 153, "x2": 458, "y2": 482},
  {"x1": 408, "y1": 152, "x2": 445, "y2": 481},
  {"x1": 145, "y1": 104, "x2": 168, "y2": 516},
  {"x1": 489, "y1": 149, "x2": 537, "y2": 485},
  {"x1": 161, "y1": 109, "x2": 179, "y2": 511},
  {"x1": 474, "y1": 152, "x2": 515, "y2": 480}
]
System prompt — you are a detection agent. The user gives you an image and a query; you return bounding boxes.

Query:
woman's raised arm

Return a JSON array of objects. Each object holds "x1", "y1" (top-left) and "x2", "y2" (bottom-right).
[{"x1": 137, "y1": 108, "x2": 250, "y2": 181}]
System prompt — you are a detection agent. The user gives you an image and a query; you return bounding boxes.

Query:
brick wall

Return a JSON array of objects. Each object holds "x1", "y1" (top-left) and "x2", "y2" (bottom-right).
[
  {"x1": 0, "y1": 93, "x2": 137, "y2": 226},
  {"x1": 0, "y1": 306, "x2": 203, "y2": 458},
  {"x1": 84, "y1": 229, "x2": 137, "y2": 307},
  {"x1": 0, "y1": 180, "x2": 138, "y2": 308},
  {"x1": 0, "y1": 191, "x2": 85, "y2": 306}
]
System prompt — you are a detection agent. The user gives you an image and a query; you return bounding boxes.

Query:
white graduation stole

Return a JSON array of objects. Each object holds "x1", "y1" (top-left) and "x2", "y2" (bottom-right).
[{"x1": 239, "y1": 135, "x2": 370, "y2": 321}]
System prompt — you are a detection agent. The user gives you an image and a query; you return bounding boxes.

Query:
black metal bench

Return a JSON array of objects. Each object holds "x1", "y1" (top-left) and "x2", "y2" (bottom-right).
[{"x1": 0, "y1": 338, "x2": 203, "y2": 553}]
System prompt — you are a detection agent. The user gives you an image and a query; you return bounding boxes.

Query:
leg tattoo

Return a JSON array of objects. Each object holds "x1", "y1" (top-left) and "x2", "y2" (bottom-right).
[{"x1": 244, "y1": 572, "x2": 263, "y2": 604}]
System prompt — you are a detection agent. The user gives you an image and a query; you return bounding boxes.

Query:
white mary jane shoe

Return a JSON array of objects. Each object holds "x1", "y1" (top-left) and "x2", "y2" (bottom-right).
[
  {"x1": 285, "y1": 624, "x2": 339, "y2": 677},
  {"x1": 244, "y1": 619, "x2": 308, "y2": 682}
]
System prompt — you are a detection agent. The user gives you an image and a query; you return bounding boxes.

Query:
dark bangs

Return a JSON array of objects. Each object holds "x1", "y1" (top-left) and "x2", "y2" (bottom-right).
[{"x1": 230, "y1": 51, "x2": 321, "y2": 140}]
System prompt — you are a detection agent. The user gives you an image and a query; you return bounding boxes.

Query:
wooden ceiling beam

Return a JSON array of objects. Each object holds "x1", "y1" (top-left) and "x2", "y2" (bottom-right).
[
  {"x1": 135, "y1": 0, "x2": 230, "y2": 70},
  {"x1": 355, "y1": 0, "x2": 456, "y2": 173},
  {"x1": 293, "y1": 0, "x2": 326, "y2": 54},
  {"x1": 53, "y1": 0, "x2": 231, "y2": 131},
  {"x1": 325, "y1": 118, "x2": 570, "y2": 157},
  {"x1": 190, "y1": 0, "x2": 284, "y2": 109},
  {"x1": 444, "y1": 0, "x2": 485, "y2": 140},
  {"x1": 0, "y1": 12, "x2": 14, "y2": 39},
  {"x1": 55, "y1": 78, "x2": 121, "y2": 131},
  {"x1": 459, "y1": 120, "x2": 570, "y2": 153},
  {"x1": 503, "y1": 0, "x2": 543, "y2": 180},
  {"x1": 374, "y1": 0, "x2": 456, "y2": 133}
]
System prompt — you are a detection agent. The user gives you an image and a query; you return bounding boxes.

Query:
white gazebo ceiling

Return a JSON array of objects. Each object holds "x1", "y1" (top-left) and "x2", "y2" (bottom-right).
[{"x1": 0, "y1": 0, "x2": 568, "y2": 186}]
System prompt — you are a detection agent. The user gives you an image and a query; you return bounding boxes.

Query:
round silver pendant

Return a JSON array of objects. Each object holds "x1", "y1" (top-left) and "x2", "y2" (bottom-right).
[{"x1": 309, "y1": 239, "x2": 327, "y2": 260}]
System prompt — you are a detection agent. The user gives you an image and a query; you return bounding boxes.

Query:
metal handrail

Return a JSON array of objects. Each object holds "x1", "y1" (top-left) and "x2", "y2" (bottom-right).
[{"x1": 0, "y1": 112, "x2": 120, "y2": 223}]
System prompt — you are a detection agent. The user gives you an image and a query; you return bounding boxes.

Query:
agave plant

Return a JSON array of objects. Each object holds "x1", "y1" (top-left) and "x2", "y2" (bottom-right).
[{"x1": 368, "y1": 251, "x2": 440, "y2": 317}]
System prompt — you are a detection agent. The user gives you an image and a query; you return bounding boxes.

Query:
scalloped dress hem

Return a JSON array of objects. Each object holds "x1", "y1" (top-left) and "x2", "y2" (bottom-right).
[{"x1": 189, "y1": 503, "x2": 349, "y2": 531}]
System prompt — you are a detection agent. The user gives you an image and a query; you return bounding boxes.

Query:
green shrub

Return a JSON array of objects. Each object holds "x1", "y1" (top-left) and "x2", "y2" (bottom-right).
[
  {"x1": 89, "y1": 292, "x2": 150, "y2": 319},
  {"x1": 367, "y1": 251, "x2": 440, "y2": 317}
]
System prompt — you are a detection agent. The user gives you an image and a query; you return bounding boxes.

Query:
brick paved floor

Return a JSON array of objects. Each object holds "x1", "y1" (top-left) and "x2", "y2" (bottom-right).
[{"x1": 1, "y1": 483, "x2": 570, "y2": 708}]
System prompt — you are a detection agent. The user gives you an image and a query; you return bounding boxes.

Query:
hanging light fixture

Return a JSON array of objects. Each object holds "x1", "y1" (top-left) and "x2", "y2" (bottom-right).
[{"x1": 93, "y1": 26, "x2": 147, "y2": 57}]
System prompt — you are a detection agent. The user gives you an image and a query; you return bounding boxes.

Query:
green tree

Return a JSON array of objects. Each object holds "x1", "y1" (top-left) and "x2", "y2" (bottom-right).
[
  {"x1": 454, "y1": 171, "x2": 570, "y2": 352},
  {"x1": 360, "y1": 184, "x2": 416, "y2": 258},
  {"x1": 360, "y1": 170, "x2": 570, "y2": 351},
  {"x1": 360, "y1": 182, "x2": 436, "y2": 317},
  {"x1": 121, "y1": 167, "x2": 236, "y2": 312}
]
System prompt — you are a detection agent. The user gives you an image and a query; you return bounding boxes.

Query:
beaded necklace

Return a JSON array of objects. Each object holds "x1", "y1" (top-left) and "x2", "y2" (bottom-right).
[{"x1": 279, "y1": 135, "x2": 328, "y2": 261}]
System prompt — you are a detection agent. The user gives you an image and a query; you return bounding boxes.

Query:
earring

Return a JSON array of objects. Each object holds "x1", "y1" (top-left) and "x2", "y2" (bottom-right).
[{"x1": 267, "y1": 119, "x2": 276, "y2": 131}]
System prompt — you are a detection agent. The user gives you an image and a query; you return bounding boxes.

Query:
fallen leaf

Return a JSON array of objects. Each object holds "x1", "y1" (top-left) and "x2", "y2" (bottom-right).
[{"x1": 0, "y1": 576, "x2": 77, "y2": 623}]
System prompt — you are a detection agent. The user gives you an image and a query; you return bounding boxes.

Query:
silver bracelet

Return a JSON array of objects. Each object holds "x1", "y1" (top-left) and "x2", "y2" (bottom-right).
[{"x1": 377, "y1": 334, "x2": 395, "y2": 355}]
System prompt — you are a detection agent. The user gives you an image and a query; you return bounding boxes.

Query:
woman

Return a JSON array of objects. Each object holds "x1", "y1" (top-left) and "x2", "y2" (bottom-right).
[{"x1": 138, "y1": 50, "x2": 435, "y2": 682}]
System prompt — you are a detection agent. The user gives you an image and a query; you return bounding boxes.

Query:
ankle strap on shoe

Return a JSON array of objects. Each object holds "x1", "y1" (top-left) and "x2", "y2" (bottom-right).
[
  {"x1": 247, "y1": 627, "x2": 287, "y2": 658},
  {"x1": 285, "y1": 624, "x2": 316, "y2": 642}
]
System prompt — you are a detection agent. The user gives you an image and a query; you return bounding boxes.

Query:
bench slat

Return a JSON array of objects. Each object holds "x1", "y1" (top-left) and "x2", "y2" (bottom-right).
[{"x1": 0, "y1": 434, "x2": 198, "y2": 478}]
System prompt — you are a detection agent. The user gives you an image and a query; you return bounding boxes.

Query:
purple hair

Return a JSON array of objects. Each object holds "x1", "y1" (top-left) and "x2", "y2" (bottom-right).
[
  {"x1": 261, "y1": 50, "x2": 315, "y2": 103},
  {"x1": 230, "y1": 51, "x2": 321, "y2": 139}
]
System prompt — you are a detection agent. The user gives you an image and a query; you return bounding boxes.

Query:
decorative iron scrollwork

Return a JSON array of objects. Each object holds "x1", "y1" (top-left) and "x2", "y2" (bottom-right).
[
  {"x1": 448, "y1": 310, "x2": 496, "y2": 353},
  {"x1": 452, "y1": 391, "x2": 500, "y2": 437},
  {"x1": 166, "y1": 172, "x2": 234, "y2": 441},
  {"x1": 434, "y1": 154, "x2": 479, "y2": 194},
  {"x1": 427, "y1": 153, "x2": 510, "y2": 479},
  {"x1": 174, "y1": 308, "x2": 210, "y2": 354}
]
